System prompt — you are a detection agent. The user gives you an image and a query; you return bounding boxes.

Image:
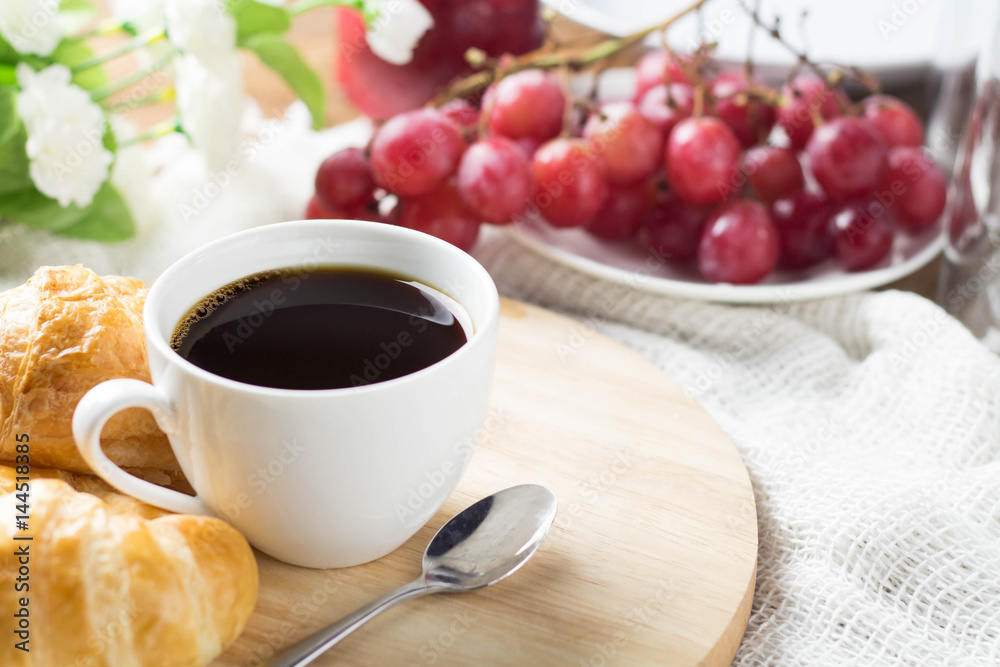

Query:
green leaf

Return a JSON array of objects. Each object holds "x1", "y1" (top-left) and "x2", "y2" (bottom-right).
[
  {"x1": 0, "y1": 119, "x2": 32, "y2": 197},
  {"x1": 231, "y1": 0, "x2": 292, "y2": 45},
  {"x1": 244, "y1": 34, "x2": 326, "y2": 130},
  {"x1": 56, "y1": 183, "x2": 135, "y2": 241},
  {"x1": 0, "y1": 36, "x2": 19, "y2": 66},
  {"x1": 0, "y1": 85, "x2": 22, "y2": 146},
  {"x1": 51, "y1": 38, "x2": 109, "y2": 91},
  {"x1": 0, "y1": 188, "x2": 89, "y2": 231}
]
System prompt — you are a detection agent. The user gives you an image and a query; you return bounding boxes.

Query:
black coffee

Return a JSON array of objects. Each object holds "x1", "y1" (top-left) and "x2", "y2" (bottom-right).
[{"x1": 171, "y1": 267, "x2": 468, "y2": 390}]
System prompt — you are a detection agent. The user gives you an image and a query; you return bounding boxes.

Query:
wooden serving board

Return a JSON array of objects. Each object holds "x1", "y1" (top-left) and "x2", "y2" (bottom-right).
[{"x1": 217, "y1": 299, "x2": 757, "y2": 666}]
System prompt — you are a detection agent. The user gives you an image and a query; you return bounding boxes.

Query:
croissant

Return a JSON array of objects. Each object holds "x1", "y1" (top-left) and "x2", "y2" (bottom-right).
[
  {"x1": 0, "y1": 464, "x2": 258, "y2": 666},
  {"x1": 0, "y1": 265, "x2": 181, "y2": 481}
]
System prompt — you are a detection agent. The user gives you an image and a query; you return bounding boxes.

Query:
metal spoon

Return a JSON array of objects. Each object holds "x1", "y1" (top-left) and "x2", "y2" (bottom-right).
[{"x1": 268, "y1": 484, "x2": 558, "y2": 667}]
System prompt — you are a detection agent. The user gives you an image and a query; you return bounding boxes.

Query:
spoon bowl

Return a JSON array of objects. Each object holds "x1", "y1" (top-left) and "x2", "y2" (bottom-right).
[
  {"x1": 424, "y1": 484, "x2": 557, "y2": 590},
  {"x1": 268, "y1": 484, "x2": 557, "y2": 666}
]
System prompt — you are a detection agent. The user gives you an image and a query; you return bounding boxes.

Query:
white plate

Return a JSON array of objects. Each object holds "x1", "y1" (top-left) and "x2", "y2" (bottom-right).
[
  {"x1": 544, "y1": 0, "x2": 990, "y2": 87},
  {"x1": 505, "y1": 218, "x2": 944, "y2": 304}
]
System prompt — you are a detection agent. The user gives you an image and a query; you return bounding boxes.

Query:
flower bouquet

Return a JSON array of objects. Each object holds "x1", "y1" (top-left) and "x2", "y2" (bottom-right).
[{"x1": 0, "y1": 0, "x2": 428, "y2": 241}]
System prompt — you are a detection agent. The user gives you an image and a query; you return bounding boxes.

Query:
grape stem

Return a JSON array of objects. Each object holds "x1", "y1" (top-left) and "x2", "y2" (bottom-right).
[
  {"x1": 432, "y1": 0, "x2": 713, "y2": 105},
  {"x1": 735, "y1": 0, "x2": 879, "y2": 93}
]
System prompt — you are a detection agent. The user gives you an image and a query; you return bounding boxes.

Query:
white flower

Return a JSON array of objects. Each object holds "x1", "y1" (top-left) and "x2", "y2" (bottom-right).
[
  {"x1": 174, "y1": 53, "x2": 246, "y2": 170},
  {"x1": 0, "y1": 0, "x2": 64, "y2": 56},
  {"x1": 165, "y1": 0, "x2": 237, "y2": 64},
  {"x1": 17, "y1": 64, "x2": 114, "y2": 208},
  {"x1": 111, "y1": 0, "x2": 167, "y2": 34},
  {"x1": 365, "y1": 0, "x2": 434, "y2": 66}
]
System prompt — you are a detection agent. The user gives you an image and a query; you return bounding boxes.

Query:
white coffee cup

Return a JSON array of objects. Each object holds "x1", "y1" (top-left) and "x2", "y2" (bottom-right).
[{"x1": 72, "y1": 220, "x2": 499, "y2": 569}]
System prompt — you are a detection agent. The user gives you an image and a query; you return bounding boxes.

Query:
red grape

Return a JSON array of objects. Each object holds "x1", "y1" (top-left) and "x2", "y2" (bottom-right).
[
  {"x1": 395, "y1": 182, "x2": 481, "y2": 251},
  {"x1": 698, "y1": 200, "x2": 779, "y2": 284},
  {"x1": 583, "y1": 102, "x2": 664, "y2": 185},
  {"x1": 306, "y1": 194, "x2": 337, "y2": 220},
  {"x1": 513, "y1": 137, "x2": 542, "y2": 159},
  {"x1": 530, "y1": 138, "x2": 609, "y2": 227},
  {"x1": 806, "y1": 117, "x2": 889, "y2": 201},
  {"x1": 314, "y1": 147, "x2": 375, "y2": 210},
  {"x1": 305, "y1": 195, "x2": 383, "y2": 222},
  {"x1": 487, "y1": 70, "x2": 566, "y2": 144},
  {"x1": 439, "y1": 98, "x2": 480, "y2": 130},
  {"x1": 641, "y1": 190, "x2": 708, "y2": 262},
  {"x1": 776, "y1": 75, "x2": 847, "y2": 150},
  {"x1": 634, "y1": 50, "x2": 693, "y2": 102},
  {"x1": 335, "y1": 0, "x2": 543, "y2": 119},
  {"x1": 770, "y1": 191, "x2": 834, "y2": 269},
  {"x1": 885, "y1": 147, "x2": 947, "y2": 233},
  {"x1": 710, "y1": 71, "x2": 776, "y2": 147},
  {"x1": 861, "y1": 95, "x2": 923, "y2": 147},
  {"x1": 742, "y1": 146, "x2": 805, "y2": 204},
  {"x1": 587, "y1": 179, "x2": 656, "y2": 240},
  {"x1": 370, "y1": 109, "x2": 464, "y2": 197},
  {"x1": 637, "y1": 83, "x2": 694, "y2": 139},
  {"x1": 666, "y1": 117, "x2": 741, "y2": 206},
  {"x1": 457, "y1": 137, "x2": 533, "y2": 224},
  {"x1": 829, "y1": 199, "x2": 895, "y2": 271}
]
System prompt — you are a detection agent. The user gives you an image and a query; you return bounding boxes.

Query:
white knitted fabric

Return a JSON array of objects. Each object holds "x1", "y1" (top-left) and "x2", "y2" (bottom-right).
[
  {"x1": 2, "y1": 108, "x2": 999, "y2": 664},
  {"x1": 474, "y1": 236, "x2": 1000, "y2": 666}
]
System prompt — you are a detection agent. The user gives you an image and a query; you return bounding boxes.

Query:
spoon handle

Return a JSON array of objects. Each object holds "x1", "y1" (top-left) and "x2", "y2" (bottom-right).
[{"x1": 267, "y1": 577, "x2": 440, "y2": 667}]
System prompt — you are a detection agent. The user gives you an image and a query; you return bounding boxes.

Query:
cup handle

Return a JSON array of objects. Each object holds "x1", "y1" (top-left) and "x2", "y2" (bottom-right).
[{"x1": 72, "y1": 379, "x2": 211, "y2": 517}]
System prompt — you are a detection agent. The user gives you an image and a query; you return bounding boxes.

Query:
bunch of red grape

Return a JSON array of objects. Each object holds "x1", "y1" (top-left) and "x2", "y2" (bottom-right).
[{"x1": 309, "y1": 49, "x2": 948, "y2": 284}]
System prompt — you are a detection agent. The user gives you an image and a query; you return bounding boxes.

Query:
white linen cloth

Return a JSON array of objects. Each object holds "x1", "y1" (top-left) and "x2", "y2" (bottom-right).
[{"x1": 2, "y1": 106, "x2": 999, "y2": 665}]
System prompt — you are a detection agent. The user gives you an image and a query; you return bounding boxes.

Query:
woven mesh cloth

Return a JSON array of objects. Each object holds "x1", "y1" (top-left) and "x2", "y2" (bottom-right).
[
  {"x1": 474, "y1": 235, "x2": 1000, "y2": 666},
  {"x1": 2, "y1": 108, "x2": 999, "y2": 664}
]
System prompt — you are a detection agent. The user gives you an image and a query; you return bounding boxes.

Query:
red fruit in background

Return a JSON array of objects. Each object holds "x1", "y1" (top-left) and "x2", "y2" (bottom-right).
[
  {"x1": 586, "y1": 179, "x2": 656, "y2": 241},
  {"x1": 830, "y1": 199, "x2": 895, "y2": 271},
  {"x1": 439, "y1": 98, "x2": 480, "y2": 130},
  {"x1": 314, "y1": 147, "x2": 375, "y2": 210},
  {"x1": 370, "y1": 109, "x2": 464, "y2": 197},
  {"x1": 861, "y1": 95, "x2": 924, "y2": 147},
  {"x1": 806, "y1": 117, "x2": 889, "y2": 201},
  {"x1": 641, "y1": 190, "x2": 708, "y2": 263},
  {"x1": 306, "y1": 194, "x2": 337, "y2": 219},
  {"x1": 709, "y1": 71, "x2": 776, "y2": 148},
  {"x1": 336, "y1": 1, "x2": 543, "y2": 119},
  {"x1": 487, "y1": 70, "x2": 566, "y2": 144},
  {"x1": 457, "y1": 137, "x2": 533, "y2": 224},
  {"x1": 634, "y1": 49, "x2": 693, "y2": 102},
  {"x1": 776, "y1": 75, "x2": 847, "y2": 150},
  {"x1": 531, "y1": 138, "x2": 608, "y2": 228},
  {"x1": 583, "y1": 102, "x2": 664, "y2": 185},
  {"x1": 305, "y1": 195, "x2": 383, "y2": 222},
  {"x1": 743, "y1": 146, "x2": 805, "y2": 204},
  {"x1": 666, "y1": 117, "x2": 741, "y2": 206},
  {"x1": 885, "y1": 147, "x2": 948, "y2": 233},
  {"x1": 770, "y1": 191, "x2": 834, "y2": 269},
  {"x1": 698, "y1": 200, "x2": 779, "y2": 284},
  {"x1": 395, "y1": 182, "x2": 482, "y2": 252},
  {"x1": 637, "y1": 83, "x2": 694, "y2": 139}
]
